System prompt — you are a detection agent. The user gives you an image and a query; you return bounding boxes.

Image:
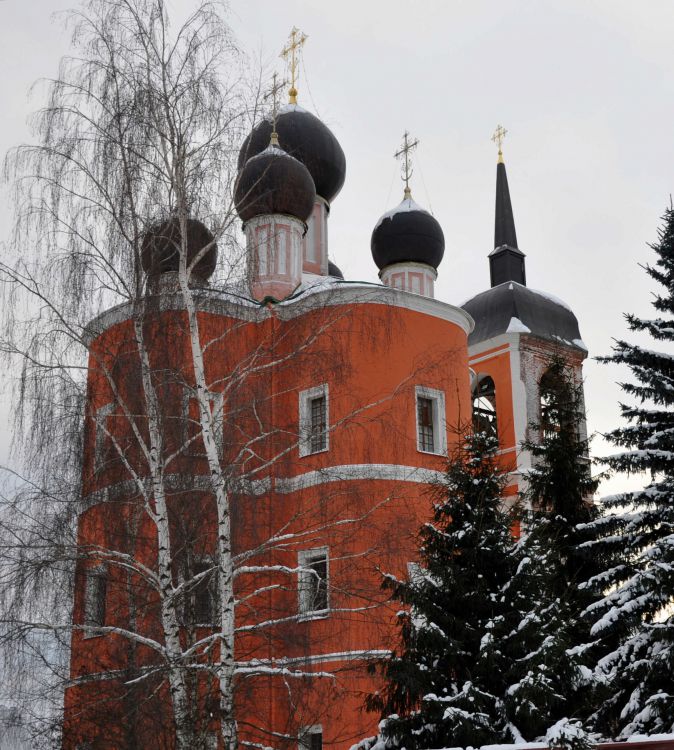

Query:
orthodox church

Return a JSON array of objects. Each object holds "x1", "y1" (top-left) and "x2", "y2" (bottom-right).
[{"x1": 63, "y1": 30, "x2": 587, "y2": 750}]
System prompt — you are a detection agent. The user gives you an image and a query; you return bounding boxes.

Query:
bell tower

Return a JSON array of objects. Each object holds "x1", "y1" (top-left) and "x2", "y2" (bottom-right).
[{"x1": 461, "y1": 126, "x2": 588, "y2": 490}]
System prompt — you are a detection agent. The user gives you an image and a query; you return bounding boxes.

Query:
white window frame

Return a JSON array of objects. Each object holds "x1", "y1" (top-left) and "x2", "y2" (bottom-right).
[
  {"x1": 298, "y1": 383, "x2": 329, "y2": 457},
  {"x1": 299, "y1": 725, "x2": 323, "y2": 750},
  {"x1": 415, "y1": 386, "x2": 447, "y2": 456},
  {"x1": 83, "y1": 564, "x2": 107, "y2": 639},
  {"x1": 298, "y1": 547, "x2": 329, "y2": 620}
]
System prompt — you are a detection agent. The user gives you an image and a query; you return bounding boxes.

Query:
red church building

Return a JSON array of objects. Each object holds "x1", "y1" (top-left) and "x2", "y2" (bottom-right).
[{"x1": 62, "y1": 72, "x2": 588, "y2": 750}]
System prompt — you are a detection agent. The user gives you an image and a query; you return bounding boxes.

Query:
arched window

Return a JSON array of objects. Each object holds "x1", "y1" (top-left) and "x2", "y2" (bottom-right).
[
  {"x1": 539, "y1": 366, "x2": 571, "y2": 438},
  {"x1": 472, "y1": 375, "x2": 498, "y2": 441}
]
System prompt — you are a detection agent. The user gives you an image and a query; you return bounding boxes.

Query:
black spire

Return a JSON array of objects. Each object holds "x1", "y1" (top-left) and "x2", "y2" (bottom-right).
[
  {"x1": 495, "y1": 161, "x2": 518, "y2": 249},
  {"x1": 489, "y1": 157, "x2": 526, "y2": 287}
]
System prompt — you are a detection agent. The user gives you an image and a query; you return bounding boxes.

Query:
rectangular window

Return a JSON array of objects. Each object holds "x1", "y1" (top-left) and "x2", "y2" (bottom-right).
[
  {"x1": 417, "y1": 397, "x2": 434, "y2": 452},
  {"x1": 299, "y1": 726, "x2": 323, "y2": 750},
  {"x1": 299, "y1": 384, "x2": 329, "y2": 457},
  {"x1": 298, "y1": 548, "x2": 329, "y2": 617},
  {"x1": 181, "y1": 560, "x2": 217, "y2": 627},
  {"x1": 193, "y1": 561, "x2": 217, "y2": 626},
  {"x1": 309, "y1": 395, "x2": 327, "y2": 453},
  {"x1": 83, "y1": 566, "x2": 107, "y2": 633},
  {"x1": 415, "y1": 386, "x2": 447, "y2": 455}
]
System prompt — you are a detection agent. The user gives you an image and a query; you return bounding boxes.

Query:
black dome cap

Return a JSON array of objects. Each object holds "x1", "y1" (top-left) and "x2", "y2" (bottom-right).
[
  {"x1": 234, "y1": 144, "x2": 316, "y2": 223},
  {"x1": 327, "y1": 260, "x2": 344, "y2": 279},
  {"x1": 141, "y1": 217, "x2": 217, "y2": 279},
  {"x1": 238, "y1": 105, "x2": 346, "y2": 204},
  {"x1": 371, "y1": 196, "x2": 445, "y2": 271}
]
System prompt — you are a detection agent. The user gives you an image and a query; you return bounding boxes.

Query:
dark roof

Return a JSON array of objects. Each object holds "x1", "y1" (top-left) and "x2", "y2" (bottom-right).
[
  {"x1": 327, "y1": 260, "x2": 344, "y2": 279},
  {"x1": 371, "y1": 197, "x2": 445, "y2": 271},
  {"x1": 141, "y1": 218, "x2": 217, "y2": 280},
  {"x1": 234, "y1": 145, "x2": 316, "y2": 223},
  {"x1": 238, "y1": 106, "x2": 346, "y2": 203},
  {"x1": 461, "y1": 281, "x2": 585, "y2": 350}
]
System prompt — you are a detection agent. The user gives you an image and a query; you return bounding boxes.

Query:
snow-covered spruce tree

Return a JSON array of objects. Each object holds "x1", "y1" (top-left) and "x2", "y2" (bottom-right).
[
  {"x1": 504, "y1": 357, "x2": 599, "y2": 741},
  {"x1": 582, "y1": 206, "x2": 674, "y2": 739},
  {"x1": 365, "y1": 431, "x2": 515, "y2": 750}
]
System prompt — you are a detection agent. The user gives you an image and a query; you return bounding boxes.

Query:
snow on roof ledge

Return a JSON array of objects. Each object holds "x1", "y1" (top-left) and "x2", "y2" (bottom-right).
[
  {"x1": 506, "y1": 316, "x2": 532, "y2": 334},
  {"x1": 627, "y1": 736, "x2": 674, "y2": 744},
  {"x1": 278, "y1": 103, "x2": 309, "y2": 115},
  {"x1": 409, "y1": 739, "x2": 674, "y2": 750},
  {"x1": 351, "y1": 736, "x2": 674, "y2": 750},
  {"x1": 374, "y1": 196, "x2": 431, "y2": 231}
]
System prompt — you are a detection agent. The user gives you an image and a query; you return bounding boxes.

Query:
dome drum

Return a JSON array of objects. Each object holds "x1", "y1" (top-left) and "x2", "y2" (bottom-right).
[
  {"x1": 380, "y1": 261, "x2": 437, "y2": 298},
  {"x1": 302, "y1": 199, "x2": 330, "y2": 275},
  {"x1": 245, "y1": 213, "x2": 304, "y2": 302}
]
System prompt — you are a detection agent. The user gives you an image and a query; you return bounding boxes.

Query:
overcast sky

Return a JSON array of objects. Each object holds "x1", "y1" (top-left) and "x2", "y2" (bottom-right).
[{"x1": 2, "y1": 0, "x2": 674, "y2": 493}]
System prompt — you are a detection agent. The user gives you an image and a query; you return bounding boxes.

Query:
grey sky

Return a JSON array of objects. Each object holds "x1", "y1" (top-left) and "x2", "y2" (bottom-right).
[{"x1": 2, "y1": 0, "x2": 673, "y2": 493}]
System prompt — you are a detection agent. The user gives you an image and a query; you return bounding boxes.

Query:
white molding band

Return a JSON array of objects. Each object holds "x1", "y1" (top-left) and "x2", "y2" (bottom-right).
[
  {"x1": 238, "y1": 649, "x2": 391, "y2": 668},
  {"x1": 80, "y1": 463, "x2": 446, "y2": 512},
  {"x1": 68, "y1": 650, "x2": 393, "y2": 687}
]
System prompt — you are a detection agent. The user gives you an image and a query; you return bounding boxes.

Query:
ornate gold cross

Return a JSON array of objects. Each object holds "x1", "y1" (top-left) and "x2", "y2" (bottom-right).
[
  {"x1": 394, "y1": 131, "x2": 420, "y2": 198},
  {"x1": 265, "y1": 72, "x2": 286, "y2": 143},
  {"x1": 280, "y1": 27, "x2": 308, "y2": 105},
  {"x1": 492, "y1": 124, "x2": 507, "y2": 163}
]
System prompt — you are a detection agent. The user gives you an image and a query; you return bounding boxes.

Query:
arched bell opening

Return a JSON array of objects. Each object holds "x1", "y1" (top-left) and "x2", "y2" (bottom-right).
[{"x1": 472, "y1": 374, "x2": 498, "y2": 443}]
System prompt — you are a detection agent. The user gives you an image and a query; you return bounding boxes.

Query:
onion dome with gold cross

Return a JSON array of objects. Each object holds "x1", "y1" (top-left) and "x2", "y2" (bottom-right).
[
  {"x1": 235, "y1": 63, "x2": 316, "y2": 224},
  {"x1": 141, "y1": 217, "x2": 218, "y2": 281},
  {"x1": 237, "y1": 29, "x2": 346, "y2": 205},
  {"x1": 234, "y1": 133, "x2": 316, "y2": 224},
  {"x1": 371, "y1": 132, "x2": 445, "y2": 272}
]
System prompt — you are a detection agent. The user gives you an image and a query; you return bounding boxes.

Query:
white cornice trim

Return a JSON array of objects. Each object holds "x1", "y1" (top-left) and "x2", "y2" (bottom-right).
[
  {"x1": 468, "y1": 333, "x2": 513, "y2": 360},
  {"x1": 277, "y1": 284, "x2": 474, "y2": 333},
  {"x1": 84, "y1": 283, "x2": 474, "y2": 346}
]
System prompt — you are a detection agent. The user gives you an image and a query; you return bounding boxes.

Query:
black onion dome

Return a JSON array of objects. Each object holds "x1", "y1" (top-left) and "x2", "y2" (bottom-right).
[
  {"x1": 141, "y1": 217, "x2": 217, "y2": 279},
  {"x1": 371, "y1": 196, "x2": 445, "y2": 271},
  {"x1": 327, "y1": 260, "x2": 344, "y2": 279},
  {"x1": 461, "y1": 281, "x2": 585, "y2": 350},
  {"x1": 234, "y1": 144, "x2": 316, "y2": 223},
  {"x1": 238, "y1": 105, "x2": 346, "y2": 203}
]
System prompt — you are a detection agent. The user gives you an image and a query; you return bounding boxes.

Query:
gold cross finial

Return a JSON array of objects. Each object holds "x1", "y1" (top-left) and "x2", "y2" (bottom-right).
[
  {"x1": 492, "y1": 124, "x2": 507, "y2": 163},
  {"x1": 394, "y1": 130, "x2": 420, "y2": 198},
  {"x1": 280, "y1": 27, "x2": 308, "y2": 105},
  {"x1": 265, "y1": 72, "x2": 286, "y2": 145}
]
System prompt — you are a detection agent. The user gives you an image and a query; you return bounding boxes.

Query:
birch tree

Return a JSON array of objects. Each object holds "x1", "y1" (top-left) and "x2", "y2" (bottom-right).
[{"x1": 0, "y1": 3, "x2": 404, "y2": 748}]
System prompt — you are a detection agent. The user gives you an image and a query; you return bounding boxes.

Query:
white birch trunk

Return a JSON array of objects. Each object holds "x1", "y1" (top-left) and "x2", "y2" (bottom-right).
[
  {"x1": 176, "y1": 249, "x2": 238, "y2": 750},
  {"x1": 132, "y1": 312, "x2": 195, "y2": 750}
]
